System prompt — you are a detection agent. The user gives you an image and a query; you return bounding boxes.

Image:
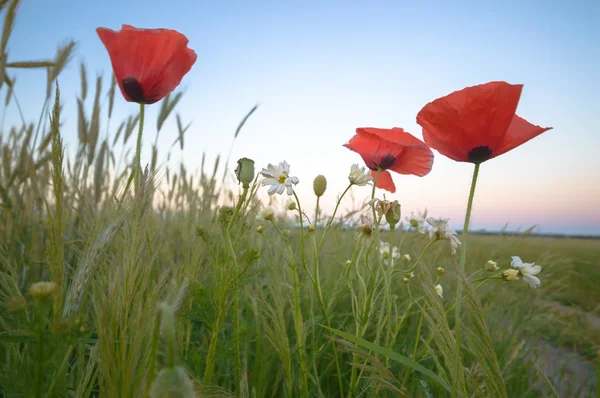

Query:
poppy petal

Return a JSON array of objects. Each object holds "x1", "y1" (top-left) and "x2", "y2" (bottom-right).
[
  {"x1": 343, "y1": 132, "x2": 406, "y2": 170},
  {"x1": 357, "y1": 127, "x2": 426, "y2": 146},
  {"x1": 96, "y1": 25, "x2": 197, "y2": 104},
  {"x1": 372, "y1": 170, "x2": 396, "y2": 193},
  {"x1": 417, "y1": 81, "x2": 523, "y2": 162},
  {"x1": 493, "y1": 114, "x2": 553, "y2": 158},
  {"x1": 388, "y1": 143, "x2": 434, "y2": 177}
]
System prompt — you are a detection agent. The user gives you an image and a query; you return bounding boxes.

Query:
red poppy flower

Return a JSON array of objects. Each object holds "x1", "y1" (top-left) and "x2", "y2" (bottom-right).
[
  {"x1": 343, "y1": 127, "x2": 434, "y2": 193},
  {"x1": 96, "y1": 24, "x2": 197, "y2": 104},
  {"x1": 416, "y1": 81, "x2": 552, "y2": 164}
]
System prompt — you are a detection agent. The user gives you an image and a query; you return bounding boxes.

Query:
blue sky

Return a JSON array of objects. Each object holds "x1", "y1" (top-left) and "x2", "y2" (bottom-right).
[{"x1": 5, "y1": 0, "x2": 600, "y2": 234}]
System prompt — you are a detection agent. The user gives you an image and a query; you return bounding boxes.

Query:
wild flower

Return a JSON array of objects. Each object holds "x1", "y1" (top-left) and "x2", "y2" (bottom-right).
[
  {"x1": 96, "y1": 25, "x2": 197, "y2": 104},
  {"x1": 256, "y1": 206, "x2": 275, "y2": 221},
  {"x1": 379, "y1": 242, "x2": 400, "y2": 266},
  {"x1": 285, "y1": 198, "x2": 297, "y2": 210},
  {"x1": 511, "y1": 256, "x2": 542, "y2": 288},
  {"x1": 260, "y1": 161, "x2": 299, "y2": 196},
  {"x1": 435, "y1": 284, "x2": 443, "y2": 298},
  {"x1": 343, "y1": 127, "x2": 434, "y2": 192},
  {"x1": 406, "y1": 210, "x2": 427, "y2": 233},
  {"x1": 427, "y1": 217, "x2": 461, "y2": 254},
  {"x1": 416, "y1": 81, "x2": 553, "y2": 164},
  {"x1": 348, "y1": 164, "x2": 372, "y2": 186}
]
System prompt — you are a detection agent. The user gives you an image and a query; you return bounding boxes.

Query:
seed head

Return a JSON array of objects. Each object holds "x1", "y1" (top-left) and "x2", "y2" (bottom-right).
[{"x1": 235, "y1": 157, "x2": 255, "y2": 188}]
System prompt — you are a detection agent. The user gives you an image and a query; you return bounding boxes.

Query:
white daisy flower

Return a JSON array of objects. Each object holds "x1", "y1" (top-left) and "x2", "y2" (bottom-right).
[
  {"x1": 256, "y1": 206, "x2": 274, "y2": 221},
  {"x1": 260, "y1": 161, "x2": 299, "y2": 196},
  {"x1": 285, "y1": 198, "x2": 297, "y2": 210},
  {"x1": 511, "y1": 256, "x2": 542, "y2": 288},
  {"x1": 380, "y1": 242, "x2": 400, "y2": 266},
  {"x1": 427, "y1": 217, "x2": 461, "y2": 255},
  {"x1": 435, "y1": 284, "x2": 443, "y2": 298},
  {"x1": 405, "y1": 210, "x2": 427, "y2": 233},
  {"x1": 348, "y1": 164, "x2": 372, "y2": 186}
]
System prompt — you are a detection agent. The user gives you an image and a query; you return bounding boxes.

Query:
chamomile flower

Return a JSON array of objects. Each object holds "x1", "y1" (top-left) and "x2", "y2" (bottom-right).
[
  {"x1": 260, "y1": 161, "x2": 299, "y2": 196},
  {"x1": 348, "y1": 164, "x2": 372, "y2": 186},
  {"x1": 405, "y1": 210, "x2": 427, "y2": 233},
  {"x1": 380, "y1": 242, "x2": 400, "y2": 266},
  {"x1": 427, "y1": 217, "x2": 461, "y2": 255},
  {"x1": 511, "y1": 256, "x2": 542, "y2": 288},
  {"x1": 285, "y1": 198, "x2": 297, "y2": 210},
  {"x1": 256, "y1": 206, "x2": 274, "y2": 221}
]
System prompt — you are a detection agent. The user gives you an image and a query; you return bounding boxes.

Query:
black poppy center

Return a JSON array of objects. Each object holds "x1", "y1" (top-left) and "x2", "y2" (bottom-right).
[
  {"x1": 122, "y1": 76, "x2": 146, "y2": 103},
  {"x1": 376, "y1": 154, "x2": 396, "y2": 170},
  {"x1": 468, "y1": 146, "x2": 492, "y2": 164}
]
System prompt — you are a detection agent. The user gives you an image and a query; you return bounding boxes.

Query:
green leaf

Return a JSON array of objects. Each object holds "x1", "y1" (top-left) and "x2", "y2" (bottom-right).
[
  {"x1": 5, "y1": 60, "x2": 55, "y2": 68},
  {"x1": 322, "y1": 326, "x2": 451, "y2": 393}
]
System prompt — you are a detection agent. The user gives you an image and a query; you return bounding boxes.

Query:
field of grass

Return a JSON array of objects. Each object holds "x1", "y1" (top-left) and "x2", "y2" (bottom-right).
[{"x1": 1, "y1": 3, "x2": 599, "y2": 397}]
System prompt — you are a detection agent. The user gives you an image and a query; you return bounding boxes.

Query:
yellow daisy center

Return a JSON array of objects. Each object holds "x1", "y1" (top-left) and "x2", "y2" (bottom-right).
[{"x1": 278, "y1": 176, "x2": 286, "y2": 184}]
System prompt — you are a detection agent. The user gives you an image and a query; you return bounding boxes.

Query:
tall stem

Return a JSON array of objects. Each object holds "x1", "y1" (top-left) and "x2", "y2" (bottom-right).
[
  {"x1": 311, "y1": 235, "x2": 345, "y2": 396},
  {"x1": 452, "y1": 163, "x2": 480, "y2": 397},
  {"x1": 226, "y1": 186, "x2": 248, "y2": 396},
  {"x1": 225, "y1": 231, "x2": 241, "y2": 396},
  {"x1": 317, "y1": 183, "x2": 352, "y2": 251},
  {"x1": 134, "y1": 103, "x2": 145, "y2": 194}
]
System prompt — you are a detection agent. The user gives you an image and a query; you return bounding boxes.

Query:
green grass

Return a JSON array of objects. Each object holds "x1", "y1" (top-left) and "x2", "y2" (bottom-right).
[{"x1": 0, "y1": 3, "x2": 599, "y2": 397}]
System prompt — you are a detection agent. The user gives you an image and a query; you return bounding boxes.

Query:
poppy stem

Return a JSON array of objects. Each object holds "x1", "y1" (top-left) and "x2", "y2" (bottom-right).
[
  {"x1": 452, "y1": 162, "x2": 480, "y2": 397},
  {"x1": 371, "y1": 168, "x2": 381, "y2": 222},
  {"x1": 134, "y1": 103, "x2": 145, "y2": 194}
]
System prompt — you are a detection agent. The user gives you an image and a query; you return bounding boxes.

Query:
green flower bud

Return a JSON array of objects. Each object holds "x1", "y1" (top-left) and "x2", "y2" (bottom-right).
[
  {"x1": 313, "y1": 175, "x2": 327, "y2": 197},
  {"x1": 29, "y1": 281, "x2": 58, "y2": 299},
  {"x1": 385, "y1": 201, "x2": 401, "y2": 229},
  {"x1": 235, "y1": 157, "x2": 255, "y2": 188}
]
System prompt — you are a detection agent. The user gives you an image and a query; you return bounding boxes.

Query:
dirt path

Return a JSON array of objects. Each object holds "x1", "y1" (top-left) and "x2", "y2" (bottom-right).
[{"x1": 533, "y1": 301, "x2": 599, "y2": 397}]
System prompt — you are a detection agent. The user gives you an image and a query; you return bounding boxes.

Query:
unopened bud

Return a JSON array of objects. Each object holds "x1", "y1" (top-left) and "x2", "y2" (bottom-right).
[
  {"x1": 402, "y1": 277, "x2": 410, "y2": 284},
  {"x1": 402, "y1": 254, "x2": 411, "y2": 262},
  {"x1": 345, "y1": 260, "x2": 352, "y2": 266},
  {"x1": 235, "y1": 157, "x2": 255, "y2": 188},
  {"x1": 256, "y1": 225, "x2": 264, "y2": 233},
  {"x1": 313, "y1": 175, "x2": 327, "y2": 197},
  {"x1": 29, "y1": 281, "x2": 58, "y2": 299},
  {"x1": 486, "y1": 260, "x2": 499, "y2": 272},
  {"x1": 436, "y1": 267, "x2": 445, "y2": 275},
  {"x1": 385, "y1": 201, "x2": 401, "y2": 229},
  {"x1": 307, "y1": 225, "x2": 315, "y2": 233},
  {"x1": 502, "y1": 269, "x2": 520, "y2": 281}
]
